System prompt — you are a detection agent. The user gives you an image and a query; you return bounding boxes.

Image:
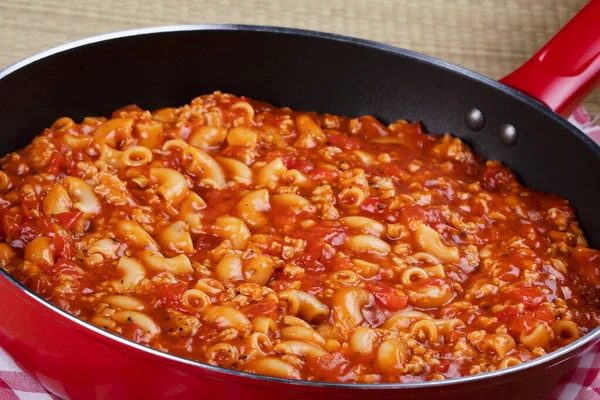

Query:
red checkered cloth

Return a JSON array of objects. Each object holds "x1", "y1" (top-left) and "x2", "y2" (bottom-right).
[
  {"x1": 0, "y1": 107, "x2": 598, "y2": 400},
  {"x1": 551, "y1": 347, "x2": 600, "y2": 400},
  {"x1": 0, "y1": 347, "x2": 61, "y2": 400}
]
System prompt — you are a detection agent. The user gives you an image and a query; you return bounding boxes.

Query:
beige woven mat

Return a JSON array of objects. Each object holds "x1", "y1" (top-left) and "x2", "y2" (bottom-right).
[{"x1": 0, "y1": 0, "x2": 598, "y2": 116}]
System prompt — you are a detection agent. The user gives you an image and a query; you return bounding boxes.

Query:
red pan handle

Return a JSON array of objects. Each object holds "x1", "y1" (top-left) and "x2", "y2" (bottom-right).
[{"x1": 499, "y1": 0, "x2": 600, "y2": 117}]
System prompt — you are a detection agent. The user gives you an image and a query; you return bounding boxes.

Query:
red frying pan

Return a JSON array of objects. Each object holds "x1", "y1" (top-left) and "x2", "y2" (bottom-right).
[{"x1": 0, "y1": 1, "x2": 599, "y2": 399}]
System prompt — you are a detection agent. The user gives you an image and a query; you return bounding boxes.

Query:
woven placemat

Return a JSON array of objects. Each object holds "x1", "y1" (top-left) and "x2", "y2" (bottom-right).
[{"x1": 0, "y1": 0, "x2": 598, "y2": 116}]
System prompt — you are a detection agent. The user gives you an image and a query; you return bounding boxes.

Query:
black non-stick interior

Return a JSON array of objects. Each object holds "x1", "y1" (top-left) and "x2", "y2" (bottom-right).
[{"x1": 1, "y1": 26, "x2": 599, "y2": 245}]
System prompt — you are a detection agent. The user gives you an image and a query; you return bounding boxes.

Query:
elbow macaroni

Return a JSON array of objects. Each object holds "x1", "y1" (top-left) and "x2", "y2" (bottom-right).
[{"x1": 149, "y1": 167, "x2": 189, "y2": 205}]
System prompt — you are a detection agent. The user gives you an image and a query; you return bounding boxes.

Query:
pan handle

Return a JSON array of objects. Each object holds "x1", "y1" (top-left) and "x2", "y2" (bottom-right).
[{"x1": 499, "y1": 0, "x2": 600, "y2": 117}]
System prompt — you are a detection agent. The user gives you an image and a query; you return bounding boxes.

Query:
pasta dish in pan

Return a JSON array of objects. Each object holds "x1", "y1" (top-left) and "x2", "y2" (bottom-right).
[{"x1": 1, "y1": 92, "x2": 598, "y2": 383}]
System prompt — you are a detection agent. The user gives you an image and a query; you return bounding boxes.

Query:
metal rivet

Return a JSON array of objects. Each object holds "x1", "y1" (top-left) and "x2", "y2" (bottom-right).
[
  {"x1": 465, "y1": 108, "x2": 485, "y2": 131},
  {"x1": 500, "y1": 123, "x2": 517, "y2": 146}
]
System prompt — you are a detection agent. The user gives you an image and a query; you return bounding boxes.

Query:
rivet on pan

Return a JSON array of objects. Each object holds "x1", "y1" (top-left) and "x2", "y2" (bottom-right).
[
  {"x1": 464, "y1": 108, "x2": 485, "y2": 131},
  {"x1": 500, "y1": 124, "x2": 517, "y2": 146}
]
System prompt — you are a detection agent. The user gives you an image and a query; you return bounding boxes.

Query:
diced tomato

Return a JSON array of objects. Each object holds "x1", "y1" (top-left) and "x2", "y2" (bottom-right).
[
  {"x1": 294, "y1": 238, "x2": 331, "y2": 267},
  {"x1": 361, "y1": 197, "x2": 385, "y2": 214},
  {"x1": 571, "y1": 247, "x2": 600, "y2": 286},
  {"x1": 369, "y1": 282, "x2": 408, "y2": 310},
  {"x1": 496, "y1": 305, "x2": 521, "y2": 323},
  {"x1": 158, "y1": 282, "x2": 187, "y2": 307},
  {"x1": 54, "y1": 211, "x2": 83, "y2": 230},
  {"x1": 194, "y1": 233, "x2": 223, "y2": 252},
  {"x1": 294, "y1": 228, "x2": 345, "y2": 264},
  {"x1": 511, "y1": 307, "x2": 555, "y2": 336},
  {"x1": 49, "y1": 151, "x2": 69, "y2": 169},
  {"x1": 46, "y1": 149, "x2": 77, "y2": 175},
  {"x1": 3, "y1": 215, "x2": 40, "y2": 248},
  {"x1": 505, "y1": 286, "x2": 547, "y2": 309},
  {"x1": 37, "y1": 217, "x2": 54, "y2": 235},
  {"x1": 20, "y1": 224, "x2": 42, "y2": 247},
  {"x1": 397, "y1": 205, "x2": 448, "y2": 227},
  {"x1": 374, "y1": 286, "x2": 408, "y2": 311},
  {"x1": 53, "y1": 232, "x2": 73, "y2": 260},
  {"x1": 532, "y1": 306, "x2": 556, "y2": 325},
  {"x1": 201, "y1": 190, "x2": 240, "y2": 221},
  {"x1": 122, "y1": 322, "x2": 148, "y2": 343},
  {"x1": 304, "y1": 353, "x2": 354, "y2": 382},
  {"x1": 287, "y1": 158, "x2": 314, "y2": 173}
]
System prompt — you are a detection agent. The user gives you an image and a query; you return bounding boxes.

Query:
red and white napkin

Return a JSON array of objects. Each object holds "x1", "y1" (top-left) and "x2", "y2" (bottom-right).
[{"x1": 0, "y1": 107, "x2": 598, "y2": 400}]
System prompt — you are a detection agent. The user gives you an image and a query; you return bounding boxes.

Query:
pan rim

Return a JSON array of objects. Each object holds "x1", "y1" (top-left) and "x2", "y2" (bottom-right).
[{"x1": 0, "y1": 23, "x2": 599, "y2": 390}]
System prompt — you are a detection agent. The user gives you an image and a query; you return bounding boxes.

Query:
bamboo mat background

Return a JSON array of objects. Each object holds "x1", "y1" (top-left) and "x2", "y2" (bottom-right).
[{"x1": 0, "y1": 0, "x2": 598, "y2": 116}]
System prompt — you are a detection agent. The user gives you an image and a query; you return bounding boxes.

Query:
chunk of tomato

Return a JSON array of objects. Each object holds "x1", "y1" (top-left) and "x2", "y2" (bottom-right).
[
  {"x1": 511, "y1": 307, "x2": 555, "y2": 336},
  {"x1": 496, "y1": 305, "x2": 520, "y2": 323},
  {"x1": 361, "y1": 197, "x2": 385, "y2": 214},
  {"x1": 53, "y1": 232, "x2": 73, "y2": 260},
  {"x1": 287, "y1": 159, "x2": 313, "y2": 173},
  {"x1": 373, "y1": 286, "x2": 408, "y2": 311},
  {"x1": 54, "y1": 211, "x2": 83, "y2": 230},
  {"x1": 304, "y1": 353, "x2": 353, "y2": 382},
  {"x1": 49, "y1": 151, "x2": 69, "y2": 169},
  {"x1": 158, "y1": 282, "x2": 187, "y2": 307},
  {"x1": 505, "y1": 286, "x2": 547, "y2": 309}
]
